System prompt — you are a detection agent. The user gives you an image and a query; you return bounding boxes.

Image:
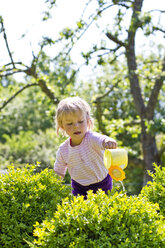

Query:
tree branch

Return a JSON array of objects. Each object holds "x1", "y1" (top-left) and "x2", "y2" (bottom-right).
[
  {"x1": 1, "y1": 19, "x2": 15, "y2": 68},
  {"x1": 0, "y1": 62, "x2": 30, "y2": 78},
  {"x1": 94, "y1": 80, "x2": 121, "y2": 103},
  {"x1": 0, "y1": 37, "x2": 59, "y2": 107},
  {"x1": 38, "y1": 79, "x2": 59, "y2": 104},
  {"x1": 0, "y1": 69, "x2": 27, "y2": 78},
  {"x1": 153, "y1": 26, "x2": 165, "y2": 34},
  {"x1": 149, "y1": 9, "x2": 165, "y2": 14},
  {"x1": 106, "y1": 32, "x2": 127, "y2": 48},
  {"x1": 146, "y1": 57, "x2": 165, "y2": 120},
  {"x1": 63, "y1": 3, "x2": 115, "y2": 57},
  {"x1": 0, "y1": 83, "x2": 39, "y2": 111}
]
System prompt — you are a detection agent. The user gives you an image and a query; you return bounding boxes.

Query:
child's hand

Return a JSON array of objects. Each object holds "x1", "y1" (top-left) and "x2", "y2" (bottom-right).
[{"x1": 103, "y1": 139, "x2": 117, "y2": 149}]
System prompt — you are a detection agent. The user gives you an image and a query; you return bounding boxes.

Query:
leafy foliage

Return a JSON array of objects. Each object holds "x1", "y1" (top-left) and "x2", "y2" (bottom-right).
[
  {"x1": 31, "y1": 190, "x2": 165, "y2": 248},
  {"x1": 0, "y1": 85, "x2": 53, "y2": 140},
  {"x1": 0, "y1": 164, "x2": 165, "y2": 247},
  {"x1": 0, "y1": 129, "x2": 62, "y2": 170},
  {"x1": 0, "y1": 165, "x2": 71, "y2": 248},
  {"x1": 140, "y1": 164, "x2": 165, "y2": 217}
]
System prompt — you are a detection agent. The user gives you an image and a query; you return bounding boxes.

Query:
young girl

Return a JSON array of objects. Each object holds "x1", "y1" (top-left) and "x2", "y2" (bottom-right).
[{"x1": 54, "y1": 96, "x2": 117, "y2": 198}]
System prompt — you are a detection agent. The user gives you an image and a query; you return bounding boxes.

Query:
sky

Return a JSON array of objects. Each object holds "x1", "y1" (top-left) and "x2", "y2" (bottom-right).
[
  {"x1": 1, "y1": 0, "x2": 98, "y2": 80},
  {"x1": 1, "y1": 0, "x2": 96, "y2": 64},
  {"x1": 0, "y1": 0, "x2": 165, "y2": 81}
]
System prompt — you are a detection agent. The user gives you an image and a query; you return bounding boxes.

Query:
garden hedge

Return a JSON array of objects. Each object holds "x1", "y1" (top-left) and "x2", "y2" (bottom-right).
[
  {"x1": 140, "y1": 163, "x2": 165, "y2": 217},
  {"x1": 1, "y1": 164, "x2": 165, "y2": 248},
  {"x1": 0, "y1": 164, "x2": 71, "y2": 248},
  {"x1": 30, "y1": 190, "x2": 165, "y2": 248}
]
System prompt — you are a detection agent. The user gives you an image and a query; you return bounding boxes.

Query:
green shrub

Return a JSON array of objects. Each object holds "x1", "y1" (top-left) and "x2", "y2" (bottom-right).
[
  {"x1": 0, "y1": 129, "x2": 64, "y2": 170},
  {"x1": 0, "y1": 129, "x2": 71, "y2": 184},
  {"x1": 31, "y1": 190, "x2": 165, "y2": 248},
  {"x1": 140, "y1": 163, "x2": 165, "y2": 217},
  {"x1": 0, "y1": 164, "x2": 71, "y2": 248}
]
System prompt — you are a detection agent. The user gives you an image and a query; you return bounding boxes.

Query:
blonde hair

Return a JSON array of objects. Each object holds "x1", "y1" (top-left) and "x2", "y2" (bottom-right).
[{"x1": 55, "y1": 96, "x2": 93, "y2": 135}]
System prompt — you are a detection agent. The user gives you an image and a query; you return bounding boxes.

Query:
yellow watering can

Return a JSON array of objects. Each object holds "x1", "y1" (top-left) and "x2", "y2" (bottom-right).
[{"x1": 104, "y1": 149, "x2": 128, "y2": 181}]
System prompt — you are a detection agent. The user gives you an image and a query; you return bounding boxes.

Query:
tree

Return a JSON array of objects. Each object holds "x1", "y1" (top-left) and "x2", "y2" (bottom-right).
[
  {"x1": 105, "y1": 0, "x2": 165, "y2": 184},
  {"x1": 0, "y1": 13, "x2": 77, "y2": 110},
  {"x1": 78, "y1": 0, "x2": 165, "y2": 184}
]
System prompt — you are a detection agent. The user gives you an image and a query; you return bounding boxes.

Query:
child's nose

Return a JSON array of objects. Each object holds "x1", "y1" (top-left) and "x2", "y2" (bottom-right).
[{"x1": 74, "y1": 122, "x2": 79, "y2": 127}]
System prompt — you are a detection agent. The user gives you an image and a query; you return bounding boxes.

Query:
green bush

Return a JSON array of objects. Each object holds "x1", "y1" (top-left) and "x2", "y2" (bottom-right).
[
  {"x1": 140, "y1": 164, "x2": 165, "y2": 217},
  {"x1": 31, "y1": 190, "x2": 165, "y2": 248},
  {"x1": 0, "y1": 164, "x2": 71, "y2": 248},
  {"x1": 0, "y1": 129, "x2": 71, "y2": 184},
  {"x1": 0, "y1": 129, "x2": 64, "y2": 170}
]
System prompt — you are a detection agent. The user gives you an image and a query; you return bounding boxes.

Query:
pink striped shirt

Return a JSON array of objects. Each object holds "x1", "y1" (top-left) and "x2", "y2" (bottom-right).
[{"x1": 54, "y1": 131, "x2": 109, "y2": 186}]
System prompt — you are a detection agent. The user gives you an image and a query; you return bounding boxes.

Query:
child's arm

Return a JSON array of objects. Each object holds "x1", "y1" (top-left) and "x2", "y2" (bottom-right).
[
  {"x1": 102, "y1": 137, "x2": 117, "y2": 149},
  {"x1": 54, "y1": 148, "x2": 67, "y2": 179}
]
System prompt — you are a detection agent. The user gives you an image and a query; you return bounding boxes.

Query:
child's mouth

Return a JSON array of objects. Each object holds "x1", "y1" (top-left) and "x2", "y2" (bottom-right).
[{"x1": 74, "y1": 131, "x2": 81, "y2": 135}]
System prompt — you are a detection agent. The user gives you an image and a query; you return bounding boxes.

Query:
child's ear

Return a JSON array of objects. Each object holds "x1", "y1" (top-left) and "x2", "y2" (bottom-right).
[
  {"x1": 60, "y1": 125, "x2": 65, "y2": 132},
  {"x1": 59, "y1": 121, "x2": 64, "y2": 130}
]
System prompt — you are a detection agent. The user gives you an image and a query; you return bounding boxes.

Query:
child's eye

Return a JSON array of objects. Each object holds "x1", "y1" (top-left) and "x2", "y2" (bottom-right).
[
  {"x1": 78, "y1": 120, "x2": 84, "y2": 124},
  {"x1": 67, "y1": 123, "x2": 72, "y2": 126}
]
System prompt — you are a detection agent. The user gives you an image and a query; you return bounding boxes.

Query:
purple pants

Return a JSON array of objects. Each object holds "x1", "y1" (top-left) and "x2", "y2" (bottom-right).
[{"x1": 71, "y1": 174, "x2": 112, "y2": 199}]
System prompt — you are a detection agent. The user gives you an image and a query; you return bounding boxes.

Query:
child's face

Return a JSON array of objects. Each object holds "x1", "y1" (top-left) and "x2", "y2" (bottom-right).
[{"x1": 61, "y1": 110, "x2": 88, "y2": 146}]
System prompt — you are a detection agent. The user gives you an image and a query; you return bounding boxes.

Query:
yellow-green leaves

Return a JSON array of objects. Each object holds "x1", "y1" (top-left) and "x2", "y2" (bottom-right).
[
  {"x1": 32, "y1": 189, "x2": 165, "y2": 247},
  {"x1": 0, "y1": 164, "x2": 71, "y2": 247}
]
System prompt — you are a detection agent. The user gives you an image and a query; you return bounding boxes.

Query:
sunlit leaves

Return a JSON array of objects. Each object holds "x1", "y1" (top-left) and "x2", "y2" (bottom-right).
[
  {"x1": 32, "y1": 189, "x2": 165, "y2": 247},
  {"x1": 140, "y1": 164, "x2": 165, "y2": 216},
  {"x1": 0, "y1": 164, "x2": 70, "y2": 247},
  {"x1": 76, "y1": 20, "x2": 85, "y2": 29},
  {"x1": 60, "y1": 27, "x2": 74, "y2": 39}
]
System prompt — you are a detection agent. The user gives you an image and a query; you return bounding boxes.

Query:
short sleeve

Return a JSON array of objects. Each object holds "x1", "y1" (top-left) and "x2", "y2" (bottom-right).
[
  {"x1": 54, "y1": 148, "x2": 67, "y2": 176},
  {"x1": 89, "y1": 131, "x2": 108, "y2": 150}
]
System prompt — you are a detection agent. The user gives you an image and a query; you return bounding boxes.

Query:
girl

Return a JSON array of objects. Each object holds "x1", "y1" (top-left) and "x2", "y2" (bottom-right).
[{"x1": 54, "y1": 96, "x2": 117, "y2": 198}]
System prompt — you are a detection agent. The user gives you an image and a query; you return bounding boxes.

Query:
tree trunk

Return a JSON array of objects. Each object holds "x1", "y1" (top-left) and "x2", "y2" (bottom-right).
[
  {"x1": 141, "y1": 120, "x2": 160, "y2": 185},
  {"x1": 103, "y1": 0, "x2": 164, "y2": 185},
  {"x1": 125, "y1": 0, "x2": 162, "y2": 185}
]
